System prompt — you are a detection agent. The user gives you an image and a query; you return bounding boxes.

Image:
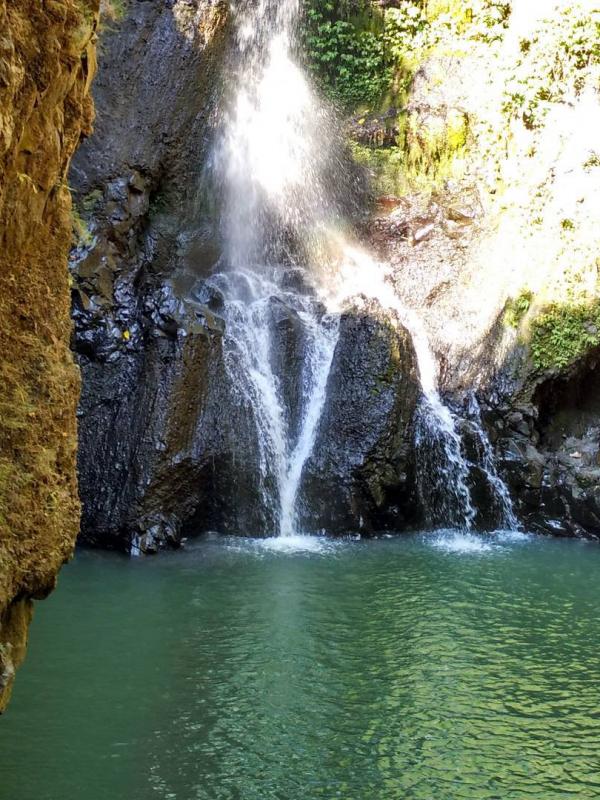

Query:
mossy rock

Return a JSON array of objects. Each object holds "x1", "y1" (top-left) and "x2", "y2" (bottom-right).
[
  {"x1": 350, "y1": 105, "x2": 469, "y2": 196},
  {"x1": 530, "y1": 301, "x2": 600, "y2": 371}
]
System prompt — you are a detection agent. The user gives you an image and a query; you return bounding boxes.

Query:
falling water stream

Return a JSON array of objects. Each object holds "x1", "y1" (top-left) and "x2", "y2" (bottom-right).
[
  {"x1": 209, "y1": 0, "x2": 516, "y2": 536},
  {"x1": 209, "y1": 0, "x2": 344, "y2": 537}
]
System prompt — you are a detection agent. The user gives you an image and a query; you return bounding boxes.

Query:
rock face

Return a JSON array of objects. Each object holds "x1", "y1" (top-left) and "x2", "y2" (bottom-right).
[
  {"x1": 70, "y1": 0, "x2": 233, "y2": 551},
  {"x1": 484, "y1": 347, "x2": 600, "y2": 540},
  {"x1": 301, "y1": 302, "x2": 420, "y2": 533},
  {"x1": 0, "y1": 0, "x2": 98, "y2": 711},
  {"x1": 69, "y1": 0, "x2": 422, "y2": 549}
]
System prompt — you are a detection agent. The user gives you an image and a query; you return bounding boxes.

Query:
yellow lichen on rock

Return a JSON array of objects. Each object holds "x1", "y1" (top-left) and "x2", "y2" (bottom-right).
[{"x1": 0, "y1": 0, "x2": 99, "y2": 711}]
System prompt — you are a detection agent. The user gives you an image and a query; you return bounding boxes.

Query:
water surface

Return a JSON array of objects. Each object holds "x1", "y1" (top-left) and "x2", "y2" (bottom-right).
[{"x1": 1, "y1": 531, "x2": 599, "y2": 800}]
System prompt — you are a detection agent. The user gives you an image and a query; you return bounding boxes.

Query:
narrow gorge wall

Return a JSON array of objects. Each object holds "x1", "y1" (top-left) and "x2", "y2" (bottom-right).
[{"x1": 0, "y1": 0, "x2": 98, "y2": 711}]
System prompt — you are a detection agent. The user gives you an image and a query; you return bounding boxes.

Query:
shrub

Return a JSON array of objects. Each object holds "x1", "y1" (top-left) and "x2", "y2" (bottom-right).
[
  {"x1": 530, "y1": 301, "x2": 600, "y2": 370},
  {"x1": 504, "y1": 289, "x2": 533, "y2": 328},
  {"x1": 303, "y1": 2, "x2": 390, "y2": 107}
]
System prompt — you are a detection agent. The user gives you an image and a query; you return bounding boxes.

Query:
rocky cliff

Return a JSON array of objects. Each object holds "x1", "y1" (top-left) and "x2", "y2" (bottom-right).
[
  {"x1": 69, "y1": 0, "x2": 424, "y2": 552},
  {"x1": 0, "y1": 0, "x2": 98, "y2": 710},
  {"x1": 69, "y1": 0, "x2": 232, "y2": 552},
  {"x1": 72, "y1": 0, "x2": 600, "y2": 547},
  {"x1": 340, "y1": 0, "x2": 600, "y2": 538}
]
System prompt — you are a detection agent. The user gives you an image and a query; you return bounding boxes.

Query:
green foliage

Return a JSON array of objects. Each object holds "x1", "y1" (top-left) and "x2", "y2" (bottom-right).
[
  {"x1": 351, "y1": 105, "x2": 469, "y2": 195},
  {"x1": 530, "y1": 301, "x2": 600, "y2": 370},
  {"x1": 302, "y1": 0, "x2": 513, "y2": 109},
  {"x1": 503, "y1": 8, "x2": 600, "y2": 128},
  {"x1": 303, "y1": 1, "x2": 390, "y2": 107},
  {"x1": 504, "y1": 289, "x2": 532, "y2": 328},
  {"x1": 351, "y1": 142, "x2": 407, "y2": 195}
]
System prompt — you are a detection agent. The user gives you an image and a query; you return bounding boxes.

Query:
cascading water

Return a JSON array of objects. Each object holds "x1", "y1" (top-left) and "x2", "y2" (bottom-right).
[
  {"x1": 209, "y1": 0, "x2": 342, "y2": 537},
  {"x1": 208, "y1": 0, "x2": 517, "y2": 537},
  {"x1": 465, "y1": 393, "x2": 520, "y2": 530},
  {"x1": 333, "y1": 247, "x2": 477, "y2": 530},
  {"x1": 208, "y1": 268, "x2": 339, "y2": 537}
]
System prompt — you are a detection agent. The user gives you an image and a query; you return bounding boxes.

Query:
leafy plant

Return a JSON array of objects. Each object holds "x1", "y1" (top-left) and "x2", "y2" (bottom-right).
[
  {"x1": 530, "y1": 301, "x2": 600, "y2": 370},
  {"x1": 503, "y1": 8, "x2": 600, "y2": 128},
  {"x1": 302, "y1": 0, "x2": 513, "y2": 109},
  {"x1": 302, "y1": 1, "x2": 390, "y2": 107},
  {"x1": 504, "y1": 289, "x2": 533, "y2": 328}
]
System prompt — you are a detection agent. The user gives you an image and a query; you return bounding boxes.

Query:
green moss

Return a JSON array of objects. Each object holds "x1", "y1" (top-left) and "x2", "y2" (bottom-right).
[
  {"x1": 351, "y1": 142, "x2": 404, "y2": 195},
  {"x1": 504, "y1": 289, "x2": 533, "y2": 328},
  {"x1": 405, "y1": 106, "x2": 468, "y2": 173},
  {"x1": 351, "y1": 106, "x2": 469, "y2": 196},
  {"x1": 81, "y1": 189, "x2": 103, "y2": 213},
  {"x1": 530, "y1": 301, "x2": 600, "y2": 370},
  {"x1": 71, "y1": 207, "x2": 94, "y2": 247}
]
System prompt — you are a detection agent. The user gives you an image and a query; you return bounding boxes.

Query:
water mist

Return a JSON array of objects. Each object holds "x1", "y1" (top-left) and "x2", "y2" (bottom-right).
[{"x1": 207, "y1": 0, "x2": 517, "y2": 537}]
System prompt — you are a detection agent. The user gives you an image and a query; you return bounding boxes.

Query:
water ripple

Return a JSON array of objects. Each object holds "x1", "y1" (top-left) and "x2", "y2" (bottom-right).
[{"x1": 0, "y1": 534, "x2": 599, "y2": 800}]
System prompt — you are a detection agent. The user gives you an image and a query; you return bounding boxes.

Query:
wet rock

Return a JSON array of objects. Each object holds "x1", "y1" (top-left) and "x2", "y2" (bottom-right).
[
  {"x1": 69, "y1": 0, "x2": 231, "y2": 550},
  {"x1": 268, "y1": 297, "x2": 307, "y2": 442},
  {"x1": 413, "y1": 222, "x2": 436, "y2": 244},
  {"x1": 300, "y1": 300, "x2": 420, "y2": 533},
  {"x1": 77, "y1": 326, "x2": 274, "y2": 550},
  {"x1": 486, "y1": 352, "x2": 600, "y2": 540}
]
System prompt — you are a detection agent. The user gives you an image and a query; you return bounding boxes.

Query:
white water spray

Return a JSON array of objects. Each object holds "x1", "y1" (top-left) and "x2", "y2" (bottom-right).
[
  {"x1": 209, "y1": 0, "x2": 517, "y2": 536},
  {"x1": 210, "y1": 0, "x2": 341, "y2": 537},
  {"x1": 466, "y1": 393, "x2": 520, "y2": 530}
]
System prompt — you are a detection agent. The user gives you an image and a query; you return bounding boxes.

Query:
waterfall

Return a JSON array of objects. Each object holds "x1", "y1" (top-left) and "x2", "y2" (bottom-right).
[
  {"x1": 465, "y1": 394, "x2": 519, "y2": 530},
  {"x1": 333, "y1": 246, "x2": 477, "y2": 530},
  {"x1": 208, "y1": 0, "x2": 341, "y2": 537},
  {"x1": 333, "y1": 246, "x2": 518, "y2": 532},
  {"x1": 206, "y1": 0, "x2": 517, "y2": 536},
  {"x1": 213, "y1": 0, "x2": 340, "y2": 270}
]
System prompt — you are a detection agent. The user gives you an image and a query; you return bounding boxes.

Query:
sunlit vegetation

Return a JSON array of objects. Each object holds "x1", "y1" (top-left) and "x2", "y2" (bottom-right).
[
  {"x1": 504, "y1": 290, "x2": 533, "y2": 329},
  {"x1": 351, "y1": 106, "x2": 469, "y2": 195},
  {"x1": 531, "y1": 300, "x2": 600, "y2": 370},
  {"x1": 502, "y1": 6, "x2": 600, "y2": 128},
  {"x1": 302, "y1": 0, "x2": 512, "y2": 109}
]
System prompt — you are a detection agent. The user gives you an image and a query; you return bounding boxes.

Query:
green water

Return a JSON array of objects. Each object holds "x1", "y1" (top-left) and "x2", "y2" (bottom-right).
[{"x1": 1, "y1": 531, "x2": 600, "y2": 800}]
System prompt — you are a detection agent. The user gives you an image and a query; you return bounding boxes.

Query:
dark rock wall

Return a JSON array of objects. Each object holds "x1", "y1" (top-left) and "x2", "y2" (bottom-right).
[
  {"x1": 0, "y1": 0, "x2": 99, "y2": 710},
  {"x1": 70, "y1": 0, "x2": 231, "y2": 551},
  {"x1": 485, "y1": 348, "x2": 600, "y2": 540},
  {"x1": 301, "y1": 303, "x2": 420, "y2": 533}
]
